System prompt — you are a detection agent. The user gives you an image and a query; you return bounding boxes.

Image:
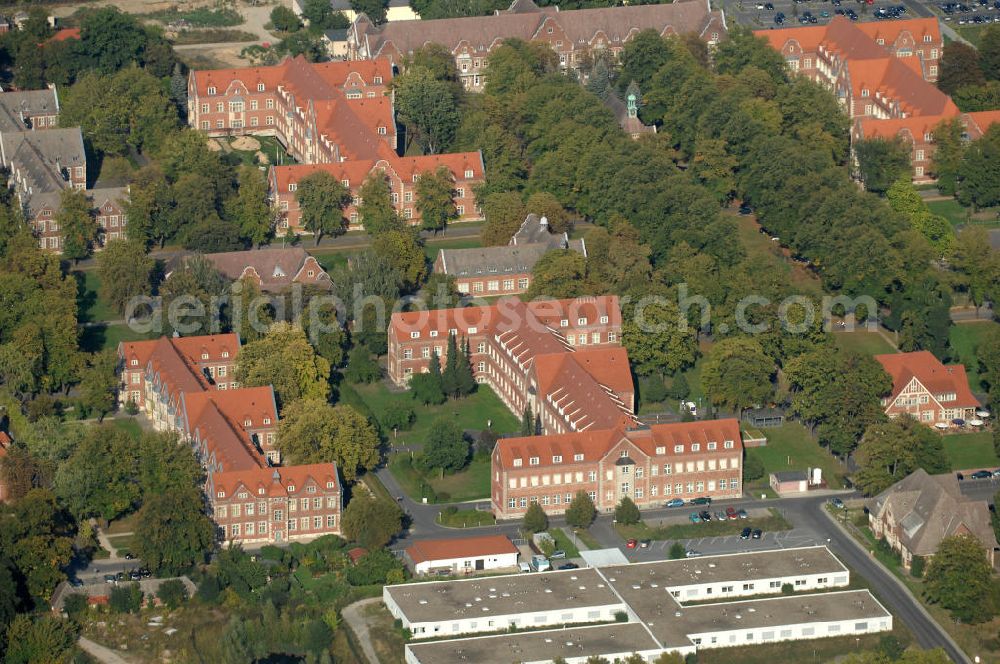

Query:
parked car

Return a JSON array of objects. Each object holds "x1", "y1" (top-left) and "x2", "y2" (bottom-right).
[
  {"x1": 550, "y1": 550, "x2": 566, "y2": 559},
  {"x1": 665, "y1": 498, "x2": 685, "y2": 508},
  {"x1": 124, "y1": 553, "x2": 135, "y2": 560},
  {"x1": 740, "y1": 527, "x2": 752, "y2": 540},
  {"x1": 681, "y1": 401, "x2": 698, "y2": 417},
  {"x1": 128, "y1": 570, "x2": 141, "y2": 581},
  {"x1": 714, "y1": 511, "x2": 726, "y2": 521},
  {"x1": 139, "y1": 568, "x2": 151, "y2": 579},
  {"x1": 726, "y1": 507, "x2": 738, "y2": 519},
  {"x1": 992, "y1": 469, "x2": 1000, "y2": 478},
  {"x1": 690, "y1": 497, "x2": 712, "y2": 506},
  {"x1": 685, "y1": 549, "x2": 703, "y2": 558},
  {"x1": 752, "y1": 529, "x2": 763, "y2": 539},
  {"x1": 115, "y1": 571, "x2": 125, "y2": 582},
  {"x1": 103, "y1": 574, "x2": 117, "y2": 584},
  {"x1": 640, "y1": 539, "x2": 651, "y2": 549},
  {"x1": 689, "y1": 512, "x2": 702, "y2": 524},
  {"x1": 558, "y1": 563, "x2": 579, "y2": 570},
  {"x1": 519, "y1": 562, "x2": 532, "y2": 573},
  {"x1": 970, "y1": 469, "x2": 993, "y2": 479},
  {"x1": 700, "y1": 511, "x2": 713, "y2": 522},
  {"x1": 737, "y1": 509, "x2": 749, "y2": 519},
  {"x1": 626, "y1": 538, "x2": 638, "y2": 549},
  {"x1": 69, "y1": 578, "x2": 84, "y2": 588},
  {"x1": 765, "y1": 2, "x2": 775, "y2": 8},
  {"x1": 831, "y1": 497, "x2": 845, "y2": 509},
  {"x1": 739, "y1": 203, "x2": 753, "y2": 216}
]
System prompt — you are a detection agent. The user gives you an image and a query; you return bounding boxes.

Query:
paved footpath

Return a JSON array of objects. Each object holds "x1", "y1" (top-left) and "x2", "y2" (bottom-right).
[
  {"x1": 342, "y1": 597, "x2": 383, "y2": 664},
  {"x1": 78, "y1": 637, "x2": 133, "y2": 664}
]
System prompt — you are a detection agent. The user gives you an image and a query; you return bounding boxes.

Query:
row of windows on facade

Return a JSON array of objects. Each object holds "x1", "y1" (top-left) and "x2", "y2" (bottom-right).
[
  {"x1": 405, "y1": 315, "x2": 609, "y2": 340},
  {"x1": 214, "y1": 495, "x2": 336, "y2": 517},
  {"x1": 511, "y1": 444, "x2": 736, "y2": 468},
  {"x1": 202, "y1": 77, "x2": 384, "y2": 97},
  {"x1": 507, "y1": 464, "x2": 740, "y2": 490},
  {"x1": 505, "y1": 478, "x2": 740, "y2": 508},
  {"x1": 216, "y1": 481, "x2": 337, "y2": 500},
  {"x1": 221, "y1": 515, "x2": 337, "y2": 538}
]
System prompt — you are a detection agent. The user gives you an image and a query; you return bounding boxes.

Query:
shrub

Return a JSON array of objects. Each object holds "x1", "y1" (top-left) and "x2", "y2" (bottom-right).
[
  {"x1": 522, "y1": 503, "x2": 548, "y2": 534},
  {"x1": 640, "y1": 376, "x2": 669, "y2": 405},
  {"x1": 781, "y1": 583, "x2": 794, "y2": 595},
  {"x1": 614, "y1": 497, "x2": 641, "y2": 526},
  {"x1": 384, "y1": 403, "x2": 415, "y2": 431},
  {"x1": 109, "y1": 583, "x2": 143, "y2": 613},
  {"x1": 614, "y1": 610, "x2": 628, "y2": 622},
  {"x1": 157, "y1": 579, "x2": 188, "y2": 609},
  {"x1": 63, "y1": 593, "x2": 89, "y2": 618},
  {"x1": 669, "y1": 542, "x2": 686, "y2": 560},
  {"x1": 124, "y1": 400, "x2": 139, "y2": 416},
  {"x1": 910, "y1": 555, "x2": 926, "y2": 578}
]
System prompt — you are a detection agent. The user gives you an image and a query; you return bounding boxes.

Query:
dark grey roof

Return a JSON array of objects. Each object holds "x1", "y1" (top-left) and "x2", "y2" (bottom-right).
[
  {"x1": 325, "y1": 29, "x2": 348, "y2": 41},
  {"x1": 773, "y1": 470, "x2": 808, "y2": 482},
  {"x1": 512, "y1": 213, "x2": 562, "y2": 246},
  {"x1": 0, "y1": 127, "x2": 85, "y2": 195},
  {"x1": 0, "y1": 88, "x2": 58, "y2": 133}
]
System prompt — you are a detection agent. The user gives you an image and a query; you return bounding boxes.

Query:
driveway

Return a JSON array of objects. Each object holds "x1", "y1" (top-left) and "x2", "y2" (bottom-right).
[{"x1": 341, "y1": 597, "x2": 384, "y2": 664}]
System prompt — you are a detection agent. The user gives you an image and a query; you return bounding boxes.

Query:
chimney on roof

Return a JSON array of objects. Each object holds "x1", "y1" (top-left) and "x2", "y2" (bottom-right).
[{"x1": 272, "y1": 469, "x2": 281, "y2": 482}]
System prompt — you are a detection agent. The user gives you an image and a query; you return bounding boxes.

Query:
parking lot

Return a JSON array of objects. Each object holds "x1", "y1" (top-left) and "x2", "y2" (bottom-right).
[
  {"x1": 717, "y1": 0, "x2": 1000, "y2": 33},
  {"x1": 624, "y1": 528, "x2": 831, "y2": 559}
]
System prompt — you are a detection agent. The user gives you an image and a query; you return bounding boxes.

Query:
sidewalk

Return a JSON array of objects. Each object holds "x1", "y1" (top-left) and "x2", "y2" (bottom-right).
[{"x1": 91, "y1": 518, "x2": 122, "y2": 561}]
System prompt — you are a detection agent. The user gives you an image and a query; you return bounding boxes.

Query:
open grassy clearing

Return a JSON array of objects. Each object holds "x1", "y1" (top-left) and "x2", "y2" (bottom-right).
[
  {"x1": 927, "y1": 198, "x2": 1000, "y2": 228},
  {"x1": 733, "y1": 212, "x2": 823, "y2": 295},
  {"x1": 139, "y1": 7, "x2": 244, "y2": 27},
  {"x1": 833, "y1": 329, "x2": 897, "y2": 356},
  {"x1": 437, "y1": 508, "x2": 497, "y2": 527},
  {"x1": 80, "y1": 322, "x2": 152, "y2": 353},
  {"x1": 389, "y1": 454, "x2": 492, "y2": 503},
  {"x1": 548, "y1": 528, "x2": 582, "y2": 558},
  {"x1": 74, "y1": 270, "x2": 117, "y2": 323},
  {"x1": 950, "y1": 321, "x2": 998, "y2": 391},
  {"x1": 749, "y1": 422, "x2": 846, "y2": 490},
  {"x1": 169, "y1": 28, "x2": 258, "y2": 44},
  {"x1": 111, "y1": 418, "x2": 144, "y2": 439},
  {"x1": 943, "y1": 431, "x2": 998, "y2": 471}
]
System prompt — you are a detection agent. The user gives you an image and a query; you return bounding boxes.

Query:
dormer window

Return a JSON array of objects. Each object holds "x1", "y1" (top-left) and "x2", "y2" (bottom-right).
[
  {"x1": 217, "y1": 491, "x2": 225, "y2": 498},
  {"x1": 560, "y1": 319, "x2": 568, "y2": 327},
  {"x1": 201, "y1": 353, "x2": 209, "y2": 360},
  {"x1": 374, "y1": 76, "x2": 383, "y2": 84},
  {"x1": 222, "y1": 351, "x2": 229, "y2": 358},
  {"x1": 244, "y1": 419, "x2": 252, "y2": 427},
  {"x1": 208, "y1": 86, "x2": 217, "y2": 95},
  {"x1": 513, "y1": 458, "x2": 523, "y2": 467},
  {"x1": 341, "y1": 179, "x2": 350, "y2": 187},
  {"x1": 289, "y1": 183, "x2": 297, "y2": 191},
  {"x1": 577, "y1": 317, "x2": 587, "y2": 325},
  {"x1": 464, "y1": 169, "x2": 474, "y2": 178},
  {"x1": 724, "y1": 440, "x2": 735, "y2": 449},
  {"x1": 257, "y1": 83, "x2": 265, "y2": 92},
  {"x1": 430, "y1": 330, "x2": 438, "y2": 337},
  {"x1": 468, "y1": 327, "x2": 477, "y2": 334},
  {"x1": 307, "y1": 485, "x2": 316, "y2": 493},
  {"x1": 620, "y1": 450, "x2": 628, "y2": 458},
  {"x1": 410, "y1": 331, "x2": 420, "y2": 339},
  {"x1": 552, "y1": 455, "x2": 562, "y2": 463},
  {"x1": 692, "y1": 443, "x2": 700, "y2": 452},
  {"x1": 876, "y1": 38, "x2": 884, "y2": 45},
  {"x1": 529, "y1": 457, "x2": 539, "y2": 465},
  {"x1": 378, "y1": 126, "x2": 387, "y2": 135},
  {"x1": 923, "y1": 35, "x2": 932, "y2": 42},
  {"x1": 655, "y1": 446, "x2": 665, "y2": 455},
  {"x1": 131, "y1": 359, "x2": 138, "y2": 366},
  {"x1": 326, "y1": 481, "x2": 335, "y2": 488},
  {"x1": 288, "y1": 485, "x2": 295, "y2": 492},
  {"x1": 574, "y1": 453, "x2": 584, "y2": 461},
  {"x1": 861, "y1": 89, "x2": 870, "y2": 97},
  {"x1": 708, "y1": 442, "x2": 717, "y2": 450},
  {"x1": 674, "y1": 445, "x2": 684, "y2": 453},
  {"x1": 258, "y1": 488, "x2": 265, "y2": 495},
  {"x1": 263, "y1": 418, "x2": 271, "y2": 425}
]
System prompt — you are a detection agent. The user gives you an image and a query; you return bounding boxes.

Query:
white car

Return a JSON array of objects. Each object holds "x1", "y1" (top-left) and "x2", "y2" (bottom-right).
[{"x1": 681, "y1": 401, "x2": 698, "y2": 417}]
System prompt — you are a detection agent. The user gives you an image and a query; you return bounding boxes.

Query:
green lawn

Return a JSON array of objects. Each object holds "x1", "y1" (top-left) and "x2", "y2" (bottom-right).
[
  {"x1": 437, "y1": 508, "x2": 496, "y2": 527},
  {"x1": 344, "y1": 381, "x2": 519, "y2": 445},
  {"x1": 422, "y1": 237, "x2": 482, "y2": 262},
  {"x1": 616, "y1": 508, "x2": 792, "y2": 541},
  {"x1": 74, "y1": 270, "x2": 117, "y2": 324},
  {"x1": 107, "y1": 534, "x2": 136, "y2": 556},
  {"x1": 80, "y1": 322, "x2": 152, "y2": 353},
  {"x1": 833, "y1": 329, "x2": 897, "y2": 357},
  {"x1": 733, "y1": 213, "x2": 823, "y2": 295},
  {"x1": 311, "y1": 251, "x2": 351, "y2": 273},
  {"x1": 106, "y1": 513, "x2": 139, "y2": 535},
  {"x1": 927, "y1": 198, "x2": 1000, "y2": 229},
  {"x1": 942, "y1": 431, "x2": 998, "y2": 471},
  {"x1": 548, "y1": 528, "x2": 581, "y2": 558},
  {"x1": 572, "y1": 528, "x2": 601, "y2": 550},
  {"x1": 950, "y1": 321, "x2": 998, "y2": 391},
  {"x1": 389, "y1": 454, "x2": 492, "y2": 503},
  {"x1": 749, "y1": 422, "x2": 846, "y2": 489}
]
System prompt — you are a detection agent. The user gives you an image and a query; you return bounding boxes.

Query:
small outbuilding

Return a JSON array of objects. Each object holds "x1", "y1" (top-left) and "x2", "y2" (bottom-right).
[{"x1": 405, "y1": 535, "x2": 519, "y2": 576}]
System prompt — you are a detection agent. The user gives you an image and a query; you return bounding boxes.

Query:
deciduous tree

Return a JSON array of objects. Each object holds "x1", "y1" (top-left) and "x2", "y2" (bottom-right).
[
  {"x1": 923, "y1": 534, "x2": 995, "y2": 623},
  {"x1": 938, "y1": 42, "x2": 985, "y2": 95},
  {"x1": 855, "y1": 137, "x2": 911, "y2": 194},
  {"x1": 296, "y1": 170, "x2": 350, "y2": 245},
  {"x1": 227, "y1": 165, "x2": 275, "y2": 247},
  {"x1": 854, "y1": 417, "x2": 949, "y2": 495},
  {"x1": 415, "y1": 166, "x2": 457, "y2": 232},
  {"x1": 523, "y1": 502, "x2": 548, "y2": 533},
  {"x1": 565, "y1": 490, "x2": 596, "y2": 529},
  {"x1": 96, "y1": 239, "x2": 153, "y2": 315},
  {"x1": 622, "y1": 298, "x2": 698, "y2": 377},
  {"x1": 270, "y1": 5, "x2": 301, "y2": 31},
  {"x1": 525, "y1": 250, "x2": 593, "y2": 299},
  {"x1": 700, "y1": 338, "x2": 775, "y2": 415},
  {"x1": 372, "y1": 229, "x2": 426, "y2": 291},
  {"x1": 394, "y1": 66, "x2": 460, "y2": 154},
  {"x1": 342, "y1": 494, "x2": 403, "y2": 548},
  {"x1": 54, "y1": 425, "x2": 139, "y2": 521},
  {"x1": 277, "y1": 400, "x2": 380, "y2": 480},
  {"x1": 614, "y1": 496, "x2": 641, "y2": 526},
  {"x1": 77, "y1": 349, "x2": 119, "y2": 421},
  {"x1": 421, "y1": 417, "x2": 468, "y2": 473},
  {"x1": 237, "y1": 322, "x2": 331, "y2": 409},
  {"x1": 359, "y1": 173, "x2": 403, "y2": 236},
  {"x1": 56, "y1": 188, "x2": 97, "y2": 262},
  {"x1": 134, "y1": 487, "x2": 215, "y2": 575}
]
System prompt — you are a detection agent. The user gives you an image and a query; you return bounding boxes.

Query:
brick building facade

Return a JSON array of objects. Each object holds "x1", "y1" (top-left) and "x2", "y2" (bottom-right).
[
  {"x1": 875, "y1": 351, "x2": 981, "y2": 427},
  {"x1": 187, "y1": 56, "x2": 485, "y2": 234},
  {"x1": 388, "y1": 296, "x2": 635, "y2": 434},
  {"x1": 491, "y1": 419, "x2": 744, "y2": 519},
  {"x1": 117, "y1": 334, "x2": 342, "y2": 545},
  {"x1": 758, "y1": 18, "x2": 998, "y2": 183},
  {"x1": 347, "y1": 0, "x2": 726, "y2": 92}
]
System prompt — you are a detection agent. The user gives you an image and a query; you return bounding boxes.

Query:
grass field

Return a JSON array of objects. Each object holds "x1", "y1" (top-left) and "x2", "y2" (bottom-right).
[
  {"x1": 749, "y1": 422, "x2": 847, "y2": 489},
  {"x1": 833, "y1": 329, "x2": 897, "y2": 356},
  {"x1": 927, "y1": 198, "x2": 1000, "y2": 229},
  {"x1": 140, "y1": 7, "x2": 244, "y2": 27},
  {"x1": 343, "y1": 381, "x2": 519, "y2": 445},
  {"x1": 437, "y1": 508, "x2": 496, "y2": 527},
  {"x1": 950, "y1": 321, "x2": 998, "y2": 391},
  {"x1": 616, "y1": 508, "x2": 792, "y2": 541},
  {"x1": 111, "y1": 418, "x2": 143, "y2": 439},
  {"x1": 573, "y1": 528, "x2": 601, "y2": 550},
  {"x1": 74, "y1": 270, "x2": 117, "y2": 324},
  {"x1": 389, "y1": 454, "x2": 492, "y2": 503},
  {"x1": 943, "y1": 431, "x2": 998, "y2": 471},
  {"x1": 80, "y1": 322, "x2": 152, "y2": 353},
  {"x1": 422, "y1": 237, "x2": 482, "y2": 262}
]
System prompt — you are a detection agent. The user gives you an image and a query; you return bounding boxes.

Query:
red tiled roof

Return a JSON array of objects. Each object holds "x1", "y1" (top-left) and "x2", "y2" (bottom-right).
[
  {"x1": 856, "y1": 114, "x2": 951, "y2": 141},
  {"x1": 182, "y1": 387, "x2": 278, "y2": 472},
  {"x1": 875, "y1": 351, "x2": 981, "y2": 409},
  {"x1": 854, "y1": 17, "x2": 940, "y2": 45},
  {"x1": 406, "y1": 535, "x2": 517, "y2": 565},
  {"x1": 348, "y1": 547, "x2": 368, "y2": 563},
  {"x1": 966, "y1": 111, "x2": 1000, "y2": 136},
  {"x1": 43, "y1": 28, "x2": 79, "y2": 45},
  {"x1": 0, "y1": 431, "x2": 10, "y2": 457},
  {"x1": 211, "y1": 462, "x2": 341, "y2": 500},
  {"x1": 533, "y1": 348, "x2": 635, "y2": 432},
  {"x1": 495, "y1": 419, "x2": 743, "y2": 468},
  {"x1": 846, "y1": 57, "x2": 956, "y2": 117}
]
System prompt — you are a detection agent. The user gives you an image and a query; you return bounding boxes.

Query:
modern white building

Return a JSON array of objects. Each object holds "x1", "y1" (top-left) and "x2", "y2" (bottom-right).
[
  {"x1": 404, "y1": 535, "x2": 520, "y2": 576},
  {"x1": 387, "y1": 547, "x2": 893, "y2": 663}
]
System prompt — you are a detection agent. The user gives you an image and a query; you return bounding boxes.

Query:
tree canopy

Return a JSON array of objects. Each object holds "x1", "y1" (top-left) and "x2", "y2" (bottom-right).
[
  {"x1": 276, "y1": 400, "x2": 380, "y2": 480},
  {"x1": 236, "y1": 322, "x2": 332, "y2": 410}
]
